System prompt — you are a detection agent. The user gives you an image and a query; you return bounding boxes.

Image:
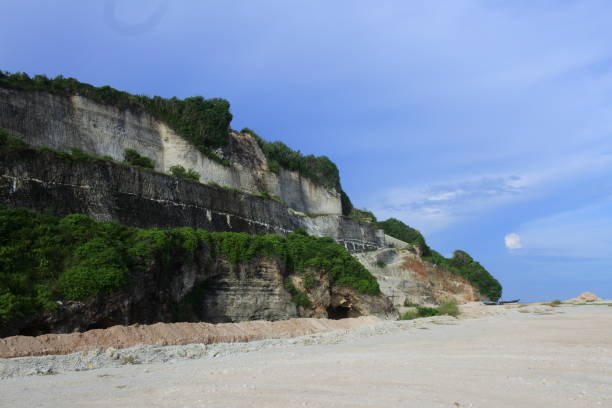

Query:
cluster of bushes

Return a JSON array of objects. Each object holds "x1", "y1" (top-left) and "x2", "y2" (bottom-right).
[
  {"x1": 124, "y1": 148, "x2": 154, "y2": 169},
  {"x1": 241, "y1": 128, "x2": 341, "y2": 191},
  {"x1": 376, "y1": 218, "x2": 430, "y2": 255},
  {"x1": 0, "y1": 207, "x2": 379, "y2": 324},
  {"x1": 0, "y1": 72, "x2": 232, "y2": 160},
  {"x1": 283, "y1": 279, "x2": 312, "y2": 308},
  {"x1": 399, "y1": 299, "x2": 460, "y2": 320},
  {"x1": 349, "y1": 208, "x2": 378, "y2": 224},
  {"x1": 0, "y1": 129, "x2": 27, "y2": 150},
  {"x1": 169, "y1": 165, "x2": 200, "y2": 181},
  {"x1": 423, "y1": 249, "x2": 502, "y2": 301},
  {"x1": 375, "y1": 217, "x2": 500, "y2": 300}
]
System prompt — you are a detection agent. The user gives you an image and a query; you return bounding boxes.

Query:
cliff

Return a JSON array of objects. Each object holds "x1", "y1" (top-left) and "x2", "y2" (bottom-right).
[
  {"x1": 0, "y1": 205, "x2": 396, "y2": 338},
  {"x1": 0, "y1": 73, "x2": 495, "y2": 337},
  {"x1": 0, "y1": 147, "x2": 383, "y2": 251},
  {"x1": 2, "y1": 250, "x2": 395, "y2": 338},
  {"x1": 0, "y1": 87, "x2": 340, "y2": 215},
  {"x1": 354, "y1": 248, "x2": 482, "y2": 305}
]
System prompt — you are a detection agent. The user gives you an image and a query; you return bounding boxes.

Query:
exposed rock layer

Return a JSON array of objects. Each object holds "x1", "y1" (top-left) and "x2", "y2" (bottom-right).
[
  {"x1": 0, "y1": 149, "x2": 384, "y2": 250},
  {"x1": 354, "y1": 248, "x2": 482, "y2": 305},
  {"x1": 0, "y1": 316, "x2": 381, "y2": 359}
]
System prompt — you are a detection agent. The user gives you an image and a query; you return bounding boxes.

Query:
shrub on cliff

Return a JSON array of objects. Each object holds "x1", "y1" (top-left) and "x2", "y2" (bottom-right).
[
  {"x1": 124, "y1": 149, "x2": 154, "y2": 169},
  {"x1": 423, "y1": 249, "x2": 502, "y2": 301},
  {"x1": 349, "y1": 208, "x2": 377, "y2": 224},
  {"x1": 0, "y1": 207, "x2": 380, "y2": 324},
  {"x1": 241, "y1": 127, "x2": 341, "y2": 191},
  {"x1": 0, "y1": 129, "x2": 27, "y2": 150},
  {"x1": 376, "y1": 218, "x2": 430, "y2": 255},
  {"x1": 169, "y1": 165, "x2": 200, "y2": 181}
]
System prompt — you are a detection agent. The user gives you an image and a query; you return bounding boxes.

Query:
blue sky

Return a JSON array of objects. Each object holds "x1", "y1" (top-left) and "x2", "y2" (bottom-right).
[{"x1": 2, "y1": 1, "x2": 611, "y2": 301}]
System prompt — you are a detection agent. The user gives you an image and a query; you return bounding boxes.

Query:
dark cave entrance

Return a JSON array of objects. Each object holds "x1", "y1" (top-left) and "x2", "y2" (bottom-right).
[{"x1": 326, "y1": 305, "x2": 350, "y2": 320}]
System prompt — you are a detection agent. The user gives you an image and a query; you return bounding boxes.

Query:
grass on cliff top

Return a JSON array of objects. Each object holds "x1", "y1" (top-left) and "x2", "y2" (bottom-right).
[
  {"x1": 0, "y1": 207, "x2": 379, "y2": 325},
  {"x1": 241, "y1": 127, "x2": 341, "y2": 192},
  {"x1": 0, "y1": 71, "x2": 232, "y2": 163}
]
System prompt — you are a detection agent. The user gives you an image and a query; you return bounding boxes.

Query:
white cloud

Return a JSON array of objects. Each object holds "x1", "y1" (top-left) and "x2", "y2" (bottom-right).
[
  {"x1": 369, "y1": 174, "x2": 525, "y2": 234},
  {"x1": 367, "y1": 151, "x2": 612, "y2": 235},
  {"x1": 515, "y1": 198, "x2": 612, "y2": 259},
  {"x1": 504, "y1": 233, "x2": 522, "y2": 250}
]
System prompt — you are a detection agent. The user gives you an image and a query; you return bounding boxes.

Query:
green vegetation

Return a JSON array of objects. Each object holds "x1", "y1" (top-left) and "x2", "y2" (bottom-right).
[
  {"x1": 375, "y1": 259, "x2": 386, "y2": 268},
  {"x1": 436, "y1": 299, "x2": 460, "y2": 317},
  {"x1": 284, "y1": 279, "x2": 312, "y2": 308},
  {"x1": 399, "y1": 299, "x2": 460, "y2": 320},
  {"x1": 303, "y1": 272, "x2": 316, "y2": 290},
  {"x1": 374, "y1": 217, "x2": 501, "y2": 300},
  {"x1": 123, "y1": 149, "x2": 154, "y2": 169},
  {"x1": 255, "y1": 191, "x2": 282, "y2": 203},
  {"x1": 241, "y1": 127, "x2": 341, "y2": 190},
  {"x1": 349, "y1": 208, "x2": 377, "y2": 224},
  {"x1": 0, "y1": 71, "x2": 232, "y2": 160},
  {"x1": 0, "y1": 129, "x2": 27, "y2": 150},
  {"x1": 169, "y1": 165, "x2": 200, "y2": 182},
  {"x1": 0, "y1": 207, "x2": 379, "y2": 324},
  {"x1": 423, "y1": 249, "x2": 502, "y2": 301},
  {"x1": 376, "y1": 218, "x2": 430, "y2": 255}
]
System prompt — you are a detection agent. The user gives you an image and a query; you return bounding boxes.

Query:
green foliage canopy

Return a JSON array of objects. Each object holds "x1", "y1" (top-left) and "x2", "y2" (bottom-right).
[
  {"x1": 376, "y1": 218, "x2": 430, "y2": 255},
  {"x1": 241, "y1": 128, "x2": 341, "y2": 191},
  {"x1": 124, "y1": 149, "x2": 154, "y2": 169},
  {"x1": 423, "y1": 249, "x2": 502, "y2": 301},
  {"x1": 169, "y1": 165, "x2": 200, "y2": 181}
]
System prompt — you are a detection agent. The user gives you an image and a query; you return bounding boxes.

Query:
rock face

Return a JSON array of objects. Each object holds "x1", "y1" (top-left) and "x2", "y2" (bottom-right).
[
  {"x1": 0, "y1": 241, "x2": 395, "y2": 338},
  {"x1": 0, "y1": 148, "x2": 384, "y2": 250},
  {"x1": 0, "y1": 86, "x2": 398, "y2": 336},
  {"x1": 0, "y1": 87, "x2": 340, "y2": 215},
  {"x1": 354, "y1": 248, "x2": 482, "y2": 306}
]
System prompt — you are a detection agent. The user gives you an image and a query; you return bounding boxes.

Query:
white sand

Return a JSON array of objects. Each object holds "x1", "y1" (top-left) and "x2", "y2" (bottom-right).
[{"x1": 1, "y1": 304, "x2": 610, "y2": 407}]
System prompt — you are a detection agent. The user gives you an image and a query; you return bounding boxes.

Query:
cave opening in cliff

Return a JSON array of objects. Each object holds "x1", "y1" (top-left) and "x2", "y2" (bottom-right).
[
  {"x1": 326, "y1": 305, "x2": 350, "y2": 320},
  {"x1": 18, "y1": 326, "x2": 51, "y2": 337}
]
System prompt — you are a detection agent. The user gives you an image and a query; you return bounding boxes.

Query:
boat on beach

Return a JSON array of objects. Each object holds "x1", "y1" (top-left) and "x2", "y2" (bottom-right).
[{"x1": 483, "y1": 299, "x2": 520, "y2": 305}]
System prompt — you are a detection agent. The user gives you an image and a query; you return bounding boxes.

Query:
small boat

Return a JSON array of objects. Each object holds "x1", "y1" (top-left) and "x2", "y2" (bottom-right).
[
  {"x1": 483, "y1": 301, "x2": 499, "y2": 305},
  {"x1": 499, "y1": 299, "x2": 520, "y2": 304}
]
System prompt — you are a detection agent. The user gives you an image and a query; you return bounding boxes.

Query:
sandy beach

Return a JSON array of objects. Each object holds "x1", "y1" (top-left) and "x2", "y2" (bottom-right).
[{"x1": 1, "y1": 304, "x2": 610, "y2": 408}]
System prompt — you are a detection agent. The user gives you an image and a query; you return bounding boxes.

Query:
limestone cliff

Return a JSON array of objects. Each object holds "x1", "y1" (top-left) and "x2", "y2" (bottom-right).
[
  {"x1": 0, "y1": 87, "x2": 340, "y2": 215},
  {"x1": 0, "y1": 76, "x2": 488, "y2": 333},
  {"x1": 354, "y1": 248, "x2": 482, "y2": 306}
]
